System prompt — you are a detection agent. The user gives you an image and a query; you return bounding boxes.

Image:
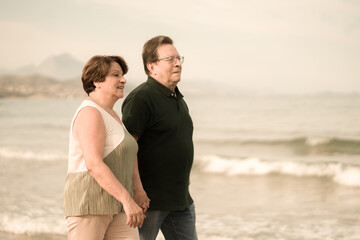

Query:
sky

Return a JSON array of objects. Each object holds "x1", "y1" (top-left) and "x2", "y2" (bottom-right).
[{"x1": 0, "y1": 0, "x2": 359, "y2": 93}]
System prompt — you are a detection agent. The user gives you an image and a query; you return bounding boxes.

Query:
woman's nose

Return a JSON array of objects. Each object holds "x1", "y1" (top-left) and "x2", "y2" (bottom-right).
[{"x1": 120, "y1": 76, "x2": 126, "y2": 83}]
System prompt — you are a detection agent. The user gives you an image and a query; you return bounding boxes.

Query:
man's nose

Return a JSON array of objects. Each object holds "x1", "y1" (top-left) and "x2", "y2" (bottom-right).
[{"x1": 174, "y1": 60, "x2": 182, "y2": 67}]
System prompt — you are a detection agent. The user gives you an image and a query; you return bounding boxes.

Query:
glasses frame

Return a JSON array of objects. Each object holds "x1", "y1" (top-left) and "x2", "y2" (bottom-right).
[{"x1": 156, "y1": 56, "x2": 184, "y2": 64}]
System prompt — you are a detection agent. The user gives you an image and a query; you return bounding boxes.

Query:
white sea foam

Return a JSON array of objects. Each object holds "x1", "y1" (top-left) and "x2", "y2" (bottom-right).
[
  {"x1": 0, "y1": 147, "x2": 66, "y2": 161},
  {"x1": 305, "y1": 137, "x2": 331, "y2": 146},
  {"x1": 333, "y1": 167, "x2": 360, "y2": 187},
  {"x1": 198, "y1": 155, "x2": 360, "y2": 187},
  {"x1": 0, "y1": 214, "x2": 66, "y2": 235}
]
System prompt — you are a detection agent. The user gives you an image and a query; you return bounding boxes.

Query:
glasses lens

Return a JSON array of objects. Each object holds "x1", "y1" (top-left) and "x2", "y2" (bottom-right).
[
  {"x1": 159, "y1": 56, "x2": 184, "y2": 63},
  {"x1": 175, "y1": 57, "x2": 184, "y2": 63}
]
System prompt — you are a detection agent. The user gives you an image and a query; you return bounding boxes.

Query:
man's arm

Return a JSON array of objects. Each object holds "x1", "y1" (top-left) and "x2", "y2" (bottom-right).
[{"x1": 131, "y1": 134, "x2": 151, "y2": 212}]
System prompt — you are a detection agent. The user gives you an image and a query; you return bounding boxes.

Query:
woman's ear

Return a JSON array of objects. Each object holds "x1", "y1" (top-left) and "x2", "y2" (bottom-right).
[{"x1": 93, "y1": 81, "x2": 101, "y2": 89}]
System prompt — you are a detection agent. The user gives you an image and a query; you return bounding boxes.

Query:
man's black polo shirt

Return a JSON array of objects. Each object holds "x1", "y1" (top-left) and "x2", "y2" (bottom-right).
[{"x1": 121, "y1": 76, "x2": 194, "y2": 211}]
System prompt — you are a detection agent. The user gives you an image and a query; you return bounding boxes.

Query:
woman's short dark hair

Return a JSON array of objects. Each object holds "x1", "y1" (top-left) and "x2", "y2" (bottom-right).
[
  {"x1": 142, "y1": 35, "x2": 173, "y2": 75},
  {"x1": 81, "y1": 55, "x2": 128, "y2": 95}
]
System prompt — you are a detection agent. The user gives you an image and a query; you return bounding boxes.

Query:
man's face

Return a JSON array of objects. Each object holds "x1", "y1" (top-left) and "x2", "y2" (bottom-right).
[{"x1": 151, "y1": 44, "x2": 182, "y2": 89}]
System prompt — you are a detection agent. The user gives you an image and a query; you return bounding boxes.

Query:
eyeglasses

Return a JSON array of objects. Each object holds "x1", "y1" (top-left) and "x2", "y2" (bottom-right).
[{"x1": 156, "y1": 56, "x2": 184, "y2": 64}]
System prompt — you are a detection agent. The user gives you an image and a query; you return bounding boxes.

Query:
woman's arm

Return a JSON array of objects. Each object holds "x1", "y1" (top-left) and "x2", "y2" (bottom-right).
[{"x1": 73, "y1": 107, "x2": 145, "y2": 228}]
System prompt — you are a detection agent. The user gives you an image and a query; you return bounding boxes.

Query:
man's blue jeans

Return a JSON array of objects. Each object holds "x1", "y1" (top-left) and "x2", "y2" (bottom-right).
[{"x1": 139, "y1": 203, "x2": 198, "y2": 240}]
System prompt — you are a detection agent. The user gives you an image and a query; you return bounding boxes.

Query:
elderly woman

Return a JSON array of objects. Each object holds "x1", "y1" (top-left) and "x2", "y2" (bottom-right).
[{"x1": 64, "y1": 55, "x2": 150, "y2": 240}]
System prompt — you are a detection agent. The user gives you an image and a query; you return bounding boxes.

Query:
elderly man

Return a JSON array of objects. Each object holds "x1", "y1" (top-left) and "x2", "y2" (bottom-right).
[{"x1": 122, "y1": 35, "x2": 197, "y2": 240}]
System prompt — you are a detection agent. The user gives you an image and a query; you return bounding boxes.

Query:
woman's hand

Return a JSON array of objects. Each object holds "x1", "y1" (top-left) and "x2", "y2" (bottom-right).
[{"x1": 123, "y1": 196, "x2": 146, "y2": 228}]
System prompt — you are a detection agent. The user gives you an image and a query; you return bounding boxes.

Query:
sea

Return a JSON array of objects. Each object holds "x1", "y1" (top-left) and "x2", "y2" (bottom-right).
[{"x1": 0, "y1": 91, "x2": 360, "y2": 240}]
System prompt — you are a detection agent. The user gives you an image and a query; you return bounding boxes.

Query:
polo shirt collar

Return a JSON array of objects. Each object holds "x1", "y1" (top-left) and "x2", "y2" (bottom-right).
[{"x1": 147, "y1": 76, "x2": 184, "y2": 99}]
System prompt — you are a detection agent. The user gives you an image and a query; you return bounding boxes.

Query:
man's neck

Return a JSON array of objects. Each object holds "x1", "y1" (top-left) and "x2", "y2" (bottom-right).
[{"x1": 150, "y1": 75, "x2": 177, "y2": 92}]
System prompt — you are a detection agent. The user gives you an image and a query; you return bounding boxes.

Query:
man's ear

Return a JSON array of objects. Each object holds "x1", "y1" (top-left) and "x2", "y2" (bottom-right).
[{"x1": 147, "y1": 62, "x2": 155, "y2": 75}]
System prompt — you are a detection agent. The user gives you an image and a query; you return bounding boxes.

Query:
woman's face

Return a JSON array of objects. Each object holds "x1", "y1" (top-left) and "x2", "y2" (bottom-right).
[{"x1": 100, "y1": 62, "x2": 126, "y2": 99}]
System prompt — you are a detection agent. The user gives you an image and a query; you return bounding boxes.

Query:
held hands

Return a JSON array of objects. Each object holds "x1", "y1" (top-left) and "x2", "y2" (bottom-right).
[
  {"x1": 123, "y1": 197, "x2": 146, "y2": 228},
  {"x1": 134, "y1": 189, "x2": 151, "y2": 213}
]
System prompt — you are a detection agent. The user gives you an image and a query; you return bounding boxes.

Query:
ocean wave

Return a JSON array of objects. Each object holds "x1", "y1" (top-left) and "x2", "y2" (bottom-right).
[
  {"x1": 197, "y1": 155, "x2": 360, "y2": 187},
  {"x1": 6, "y1": 122, "x2": 69, "y2": 129},
  {"x1": 0, "y1": 214, "x2": 66, "y2": 235},
  {"x1": 0, "y1": 147, "x2": 66, "y2": 161},
  {"x1": 22, "y1": 123, "x2": 69, "y2": 130},
  {"x1": 196, "y1": 136, "x2": 360, "y2": 155}
]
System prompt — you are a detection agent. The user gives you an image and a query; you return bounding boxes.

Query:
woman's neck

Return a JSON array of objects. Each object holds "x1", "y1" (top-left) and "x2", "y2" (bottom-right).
[{"x1": 88, "y1": 93, "x2": 115, "y2": 111}]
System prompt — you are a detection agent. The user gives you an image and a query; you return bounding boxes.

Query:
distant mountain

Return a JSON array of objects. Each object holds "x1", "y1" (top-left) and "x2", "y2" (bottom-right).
[
  {"x1": 37, "y1": 53, "x2": 83, "y2": 80},
  {"x1": 1, "y1": 53, "x2": 84, "y2": 81}
]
